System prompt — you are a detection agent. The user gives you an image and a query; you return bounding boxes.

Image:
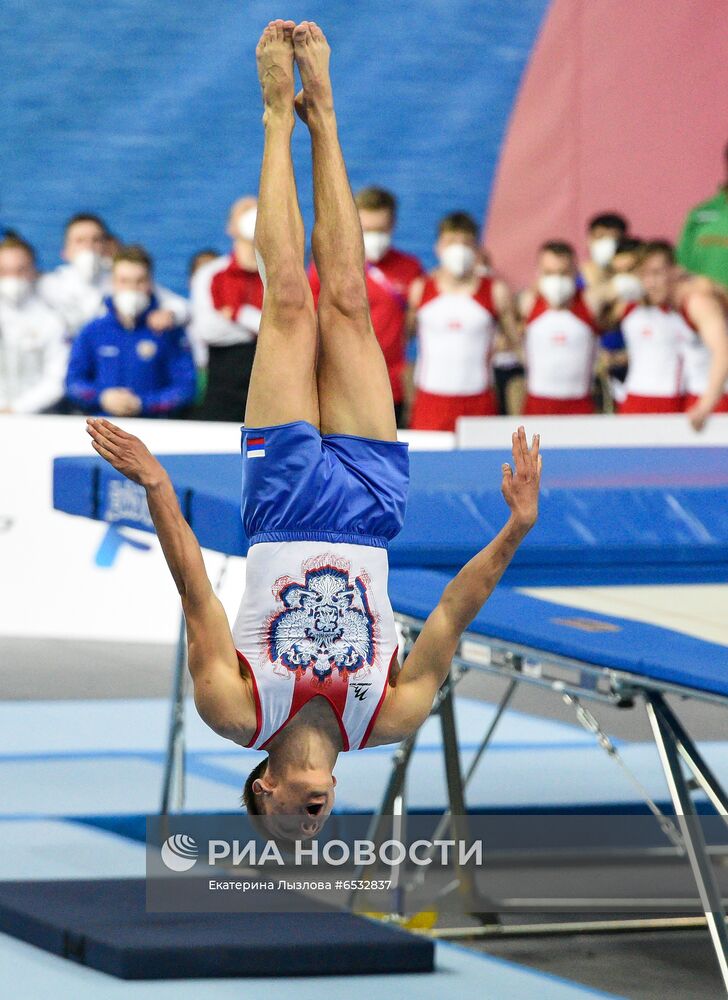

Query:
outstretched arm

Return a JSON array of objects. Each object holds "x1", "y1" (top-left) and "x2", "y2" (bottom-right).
[
  {"x1": 683, "y1": 291, "x2": 728, "y2": 431},
  {"x1": 374, "y1": 427, "x2": 541, "y2": 743},
  {"x1": 85, "y1": 418, "x2": 252, "y2": 741}
]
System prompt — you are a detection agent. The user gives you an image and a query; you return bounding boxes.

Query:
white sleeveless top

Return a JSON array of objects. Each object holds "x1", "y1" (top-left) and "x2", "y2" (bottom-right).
[
  {"x1": 414, "y1": 277, "x2": 497, "y2": 395},
  {"x1": 232, "y1": 541, "x2": 398, "y2": 751},
  {"x1": 524, "y1": 293, "x2": 598, "y2": 399},
  {"x1": 621, "y1": 303, "x2": 690, "y2": 398}
]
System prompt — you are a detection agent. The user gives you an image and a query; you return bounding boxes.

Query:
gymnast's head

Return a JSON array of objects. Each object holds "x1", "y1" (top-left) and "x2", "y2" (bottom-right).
[{"x1": 242, "y1": 755, "x2": 336, "y2": 840}]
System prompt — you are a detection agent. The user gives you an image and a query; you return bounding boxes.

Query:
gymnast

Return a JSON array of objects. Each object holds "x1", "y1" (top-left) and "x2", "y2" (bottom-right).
[{"x1": 86, "y1": 19, "x2": 541, "y2": 839}]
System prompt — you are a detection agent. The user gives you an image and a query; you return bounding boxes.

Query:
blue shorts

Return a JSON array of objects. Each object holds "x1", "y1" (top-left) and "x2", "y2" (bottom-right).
[{"x1": 241, "y1": 420, "x2": 409, "y2": 549}]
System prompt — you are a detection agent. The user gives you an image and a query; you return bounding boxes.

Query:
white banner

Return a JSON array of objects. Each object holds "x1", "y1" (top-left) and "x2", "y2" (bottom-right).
[
  {"x1": 0, "y1": 416, "x2": 452, "y2": 643},
  {"x1": 457, "y1": 412, "x2": 728, "y2": 448}
]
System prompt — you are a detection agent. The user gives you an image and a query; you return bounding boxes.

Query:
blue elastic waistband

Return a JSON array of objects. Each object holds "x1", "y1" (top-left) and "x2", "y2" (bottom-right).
[{"x1": 248, "y1": 529, "x2": 388, "y2": 549}]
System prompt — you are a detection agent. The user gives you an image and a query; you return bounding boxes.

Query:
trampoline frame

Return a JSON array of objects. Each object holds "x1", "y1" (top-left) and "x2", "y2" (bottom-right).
[{"x1": 353, "y1": 613, "x2": 728, "y2": 992}]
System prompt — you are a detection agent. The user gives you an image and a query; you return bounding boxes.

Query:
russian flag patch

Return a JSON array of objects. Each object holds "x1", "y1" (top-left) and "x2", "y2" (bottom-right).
[{"x1": 246, "y1": 435, "x2": 266, "y2": 459}]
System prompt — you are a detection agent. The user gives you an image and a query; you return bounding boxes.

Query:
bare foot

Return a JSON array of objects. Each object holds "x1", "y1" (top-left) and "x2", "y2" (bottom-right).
[
  {"x1": 292, "y1": 21, "x2": 333, "y2": 118},
  {"x1": 256, "y1": 19, "x2": 296, "y2": 121}
]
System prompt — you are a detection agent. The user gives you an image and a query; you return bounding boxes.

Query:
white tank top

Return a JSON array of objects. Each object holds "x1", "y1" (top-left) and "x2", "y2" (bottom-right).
[
  {"x1": 414, "y1": 277, "x2": 497, "y2": 395},
  {"x1": 525, "y1": 293, "x2": 598, "y2": 399},
  {"x1": 232, "y1": 541, "x2": 398, "y2": 751},
  {"x1": 621, "y1": 303, "x2": 690, "y2": 398}
]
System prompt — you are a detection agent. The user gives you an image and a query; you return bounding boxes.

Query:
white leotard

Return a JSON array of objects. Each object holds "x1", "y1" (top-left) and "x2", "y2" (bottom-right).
[
  {"x1": 232, "y1": 541, "x2": 398, "y2": 751},
  {"x1": 414, "y1": 277, "x2": 497, "y2": 395},
  {"x1": 524, "y1": 293, "x2": 598, "y2": 399}
]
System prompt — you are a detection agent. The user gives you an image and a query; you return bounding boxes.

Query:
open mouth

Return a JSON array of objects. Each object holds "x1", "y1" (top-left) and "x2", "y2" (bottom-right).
[{"x1": 306, "y1": 802, "x2": 324, "y2": 816}]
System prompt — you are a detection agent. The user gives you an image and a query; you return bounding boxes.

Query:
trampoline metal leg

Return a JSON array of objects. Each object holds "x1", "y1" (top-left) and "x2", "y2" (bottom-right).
[
  {"x1": 645, "y1": 695, "x2": 728, "y2": 993},
  {"x1": 439, "y1": 682, "x2": 497, "y2": 921},
  {"x1": 424, "y1": 678, "x2": 518, "y2": 851},
  {"x1": 161, "y1": 611, "x2": 187, "y2": 815},
  {"x1": 348, "y1": 731, "x2": 418, "y2": 909},
  {"x1": 653, "y1": 696, "x2": 728, "y2": 817}
]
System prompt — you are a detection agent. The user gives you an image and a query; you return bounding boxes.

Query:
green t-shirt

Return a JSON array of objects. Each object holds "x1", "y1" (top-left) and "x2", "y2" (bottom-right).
[{"x1": 677, "y1": 187, "x2": 728, "y2": 288}]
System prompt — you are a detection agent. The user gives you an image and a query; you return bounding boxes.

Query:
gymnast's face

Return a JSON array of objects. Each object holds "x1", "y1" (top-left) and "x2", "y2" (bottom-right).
[
  {"x1": 639, "y1": 251, "x2": 672, "y2": 306},
  {"x1": 253, "y1": 769, "x2": 337, "y2": 839}
]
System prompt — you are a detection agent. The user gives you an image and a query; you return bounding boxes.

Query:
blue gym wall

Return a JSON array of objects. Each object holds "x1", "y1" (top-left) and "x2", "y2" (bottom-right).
[{"x1": 1, "y1": 0, "x2": 547, "y2": 292}]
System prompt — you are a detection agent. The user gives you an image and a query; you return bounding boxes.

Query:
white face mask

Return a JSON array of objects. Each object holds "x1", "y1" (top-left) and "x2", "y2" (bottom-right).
[
  {"x1": 362, "y1": 230, "x2": 392, "y2": 263},
  {"x1": 0, "y1": 275, "x2": 32, "y2": 305},
  {"x1": 236, "y1": 208, "x2": 257, "y2": 243},
  {"x1": 612, "y1": 272, "x2": 644, "y2": 303},
  {"x1": 538, "y1": 273, "x2": 576, "y2": 307},
  {"x1": 71, "y1": 248, "x2": 103, "y2": 282},
  {"x1": 440, "y1": 243, "x2": 476, "y2": 279},
  {"x1": 589, "y1": 236, "x2": 617, "y2": 268},
  {"x1": 113, "y1": 289, "x2": 150, "y2": 319}
]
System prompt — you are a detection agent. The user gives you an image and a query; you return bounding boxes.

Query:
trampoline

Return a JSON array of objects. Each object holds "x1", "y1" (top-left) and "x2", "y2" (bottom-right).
[{"x1": 52, "y1": 444, "x2": 728, "y2": 989}]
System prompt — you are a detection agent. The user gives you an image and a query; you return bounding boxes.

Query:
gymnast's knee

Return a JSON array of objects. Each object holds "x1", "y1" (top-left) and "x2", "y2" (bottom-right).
[
  {"x1": 265, "y1": 264, "x2": 313, "y2": 317},
  {"x1": 318, "y1": 275, "x2": 369, "y2": 325}
]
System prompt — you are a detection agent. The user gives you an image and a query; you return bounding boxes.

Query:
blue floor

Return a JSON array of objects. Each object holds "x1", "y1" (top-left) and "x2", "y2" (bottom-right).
[
  {"x1": 0, "y1": 819, "x2": 623, "y2": 999},
  {"x1": 0, "y1": 696, "x2": 705, "y2": 997},
  {"x1": 1, "y1": 696, "x2": 723, "y2": 819}
]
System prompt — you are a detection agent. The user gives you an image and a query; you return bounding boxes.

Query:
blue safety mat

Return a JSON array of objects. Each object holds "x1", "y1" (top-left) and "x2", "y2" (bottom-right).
[
  {"x1": 54, "y1": 447, "x2": 728, "y2": 585},
  {"x1": 389, "y1": 569, "x2": 728, "y2": 699}
]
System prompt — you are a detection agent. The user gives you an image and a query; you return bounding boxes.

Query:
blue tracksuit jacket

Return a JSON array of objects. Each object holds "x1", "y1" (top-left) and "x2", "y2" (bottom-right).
[{"x1": 65, "y1": 295, "x2": 196, "y2": 416}]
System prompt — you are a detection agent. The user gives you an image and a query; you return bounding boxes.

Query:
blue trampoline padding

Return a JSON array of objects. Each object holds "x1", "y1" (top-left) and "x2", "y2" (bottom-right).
[
  {"x1": 388, "y1": 570, "x2": 728, "y2": 699},
  {"x1": 53, "y1": 447, "x2": 728, "y2": 584},
  {"x1": 0, "y1": 878, "x2": 433, "y2": 980}
]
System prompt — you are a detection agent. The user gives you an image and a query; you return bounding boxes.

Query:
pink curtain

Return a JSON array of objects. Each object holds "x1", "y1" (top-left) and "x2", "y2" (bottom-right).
[{"x1": 484, "y1": 0, "x2": 728, "y2": 289}]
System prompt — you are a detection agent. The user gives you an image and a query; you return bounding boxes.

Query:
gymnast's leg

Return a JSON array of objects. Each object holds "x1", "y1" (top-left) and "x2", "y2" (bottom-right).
[
  {"x1": 293, "y1": 21, "x2": 397, "y2": 441},
  {"x1": 245, "y1": 19, "x2": 319, "y2": 429}
]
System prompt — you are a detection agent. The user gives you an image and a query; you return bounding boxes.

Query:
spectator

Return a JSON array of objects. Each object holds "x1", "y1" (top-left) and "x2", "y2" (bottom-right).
[
  {"x1": 65, "y1": 245, "x2": 196, "y2": 418},
  {"x1": 519, "y1": 241, "x2": 603, "y2": 415},
  {"x1": 0, "y1": 236, "x2": 68, "y2": 413},
  {"x1": 189, "y1": 249, "x2": 219, "y2": 280},
  {"x1": 580, "y1": 212, "x2": 629, "y2": 291},
  {"x1": 186, "y1": 248, "x2": 220, "y2": 402},
  {"x1": 102, "y1": 230, "x2": 124, "y2": 266},
  {"x1": 596, "y1": 237, "x2": 645, "y2": 407},
  {"x1": 615, "y1": 241, "x2": 728, "y2": 428},
  {"x1": 190, "y1": 197, "x2": 264, "y2": 421},
  {"x1": 482, "y1": 247, "x2": 526, "y2": 416},
  {"x1": 309, "y1": 186, "x2": 423, "y2": 426},
  {"x1": 677, "y1": 140, "x2": 728, "y2": 289},
  {"x1": 408, "y1": 212, "x2": 518, "y2": 431},
  {"x1": 40, "y1": 213, "x2": 189, "y2": 336}
]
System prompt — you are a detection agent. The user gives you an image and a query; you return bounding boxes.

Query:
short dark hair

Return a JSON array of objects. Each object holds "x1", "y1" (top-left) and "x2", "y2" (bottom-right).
[
  {"x1": 642, "y1": 239, "x2": 675, "y2": 264},
  {"x1": 64, "y1": 212, "x2": 108, "y2": 238},
  {"x1": 0, "y1": 234, "x2": 36, "y2": 264},
  {"x1": 539, "y1": 239, "x2": 575, "y2": 259},
  {"x1": 588, "y1": 212, "x2": 629, "y2": 236},
  {"x1": 188, "y1": 248, "x2": 219, "y2": 279},
  {"x1": 614, "y1": 237, "x2": 644, "y2": 256},
  {"x1": 355, "y1": 187, "x2": 397, "y2": 216},
  {"x1": 113, "y1": 243, "x2": 153, "y2": 274},
  {"x1": 438, "y1": 211, "x2": 479, "y2": 239}
]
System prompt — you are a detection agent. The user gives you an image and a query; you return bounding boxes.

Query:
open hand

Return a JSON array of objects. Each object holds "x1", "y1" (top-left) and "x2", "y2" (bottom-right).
[
  {"x1": 501, "y1": 426, "x2": 541, "y2": 529},
  {"x1": 86, "y1": 418, "x2": 167, "y2": 489}
]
